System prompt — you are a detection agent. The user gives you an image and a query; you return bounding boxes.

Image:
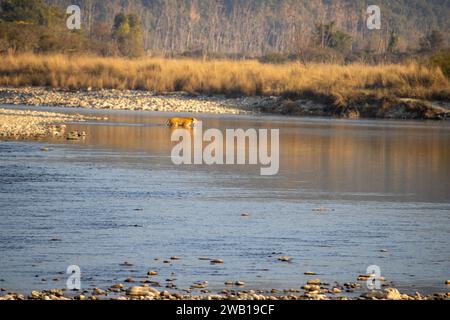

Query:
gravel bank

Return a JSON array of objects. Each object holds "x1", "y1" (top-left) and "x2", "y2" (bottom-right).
[
  {"x1": 0, "y1": 108, "x2": 103, "y2": 139},
  {"x1": 0, "y1": 87, "x2": 265, "y2": 115},
  {"x1": 1, "y1": 87, "x2": 449, "y2": 120},
  {"x1": 0, "y1": 284, "x2": 448, "y2": 301}
]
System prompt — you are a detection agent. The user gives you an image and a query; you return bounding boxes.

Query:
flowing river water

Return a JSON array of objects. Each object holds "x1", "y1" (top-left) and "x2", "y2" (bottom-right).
[{"x1": 0, "y1": 105, "x2": 449, "y2": 296}]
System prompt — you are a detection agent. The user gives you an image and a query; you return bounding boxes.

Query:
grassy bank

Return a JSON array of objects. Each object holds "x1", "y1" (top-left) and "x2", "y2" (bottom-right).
[{"x1": 0, "y1": 54, "x2": 449, "y2": 105}]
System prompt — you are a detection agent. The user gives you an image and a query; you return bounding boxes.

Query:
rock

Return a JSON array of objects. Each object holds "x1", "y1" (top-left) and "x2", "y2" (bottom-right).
[
  {"x1": 446, "y1": 280, "x2": 450, "y2": 285},
  {"x1": 147, "y1": 271, "x2": 158, "y2": 276},
  {"x1": 332, "y1": 288, "x2": 342, "y2": 294},
  {"x1": 312, "y1": 205, "x2": 334, "y2": 212},
  {"x1": 161, "y1": 290, "x2": 171, "y2": 298},
  {"x1": 211, "y1": 258, "x2": 224, "y2": 264},
  {"x1": 126, "y1": 286, "x2": 160, "y2": 297},
  {"x1": 241, "y1": 213, "x2": 251, "y2": 217},
  {"x1": 124, "y1": 278, "x2": 135, "y2": 283},
  {"x1": 120, "y1": 261, "x2": 133, "y2": 267},
  {"x1": 235, "y1": 281, "x2": 245, "y2": 286},
  {"x1": 47, "y1": 289, "x2": 64, "y2": 297},
  {"x1": 384, "y1": 288, "x2": 402, "y2": 300},
  {"x1": 360, "y1": 291, "x2": 386, "y2": 300},
  {"x1": 66, "y1": 134, "x2": 79, "y2": 141},
  {"x1": 278, "y1": 256, "x2": 291, "y2": 262},
  {"x1": 93, "y1": 288, "x2": 106, "y2": 295},
  {"x1": 344, "y1": 282, "x2": 361, "y2": 289},
  {"x1": 307, "y1": 278, "x2": 321, "y2": 285},
  {"x1": 341, "y1": 108, "x2": 360, "y2": 119},
  {"x1": 303, "y1": 284, "x2": 320, "y2": 291},
  {"x1": 110, "y1": 283, "x2": 124, "y2": 289},
  {"x1": 40, "y1": 147, "x2": 50, "y2": 152},
  {"x1": 170, "y1": 256, "x2": 180, "y2": 260},
  {"x1": 304, "y1": 271, "x2": 316, "y2": 275}
]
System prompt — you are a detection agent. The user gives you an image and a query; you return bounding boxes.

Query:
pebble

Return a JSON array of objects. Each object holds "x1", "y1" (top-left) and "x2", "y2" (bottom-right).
[
  {"x1": 110, "y1": 283, "x2": 124, "y2": 289},
  {"x1": 332, "y1": 288, "x2": 342, "y2": 294},
  {"x1": 307, "y1": 278, "x2": 321, "y2": 285},
  {"x1": 126, "y1": 286, "x2": 160, "y2": 297},
  {"x1": 120, "y1": 261, "x2": 133, "y2": 267},
  {"x1": 278, "y1": 256, "x2": 291, "y2": 262},
  {"x1": 93, "y1": 288, "x2": 106, "y2": 295},
  {"x1": 303, "y1": 284, "x2": 320, "y2": 291},
  {"x1": 384, "y1": 288, "x2": 402, "y2": 300},
  {"x1": 211, "y1": 259, "x2": 224, "y2": 264}
]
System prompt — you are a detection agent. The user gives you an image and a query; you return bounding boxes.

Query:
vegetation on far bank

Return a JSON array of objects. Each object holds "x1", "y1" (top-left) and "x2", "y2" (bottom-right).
[{"x1": 0, "y1": 54, "x2": 449, "y2": 104}]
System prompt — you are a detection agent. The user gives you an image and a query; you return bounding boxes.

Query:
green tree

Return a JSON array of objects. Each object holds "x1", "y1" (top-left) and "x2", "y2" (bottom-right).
[
  {"x1": 0, "y1": 0, "x2": 61, "y2": 26},
  {"x1": 0, "y1": 0, "x2": 87, "y2": 54},
  {"x1": 315, "y1": 22, "x2": 352, "y2": 52},
  {"x1": 330, "y1": 31, "x2": 352, "y2": 52},
  {"x1": 112, "y1": 13, "x2": 144, "y2": 57},
  {"x1": 387, "y1": 30, "x2": 399, "y2": 53}
]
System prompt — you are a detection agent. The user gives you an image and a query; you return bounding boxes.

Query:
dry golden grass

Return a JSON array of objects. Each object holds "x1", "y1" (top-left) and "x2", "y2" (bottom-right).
[{"x1": 0, "y1": 53, "x2": 449, "y2": 102}]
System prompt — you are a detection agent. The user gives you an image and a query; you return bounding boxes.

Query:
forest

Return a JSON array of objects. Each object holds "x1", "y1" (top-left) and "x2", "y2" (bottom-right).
[{"x1": 0, "y1": 0, "x2": 449, "y2": 62}]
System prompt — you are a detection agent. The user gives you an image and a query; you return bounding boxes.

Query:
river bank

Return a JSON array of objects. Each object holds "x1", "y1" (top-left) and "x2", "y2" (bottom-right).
[
  {"x1": 0, "y1": 108, "x2": 105, "y2": 140},
  {"x1": 1, "y1": 275, "x2": 449, "y2": 300},
  {"x1": 1, "y1": 87, "x2": 450, "y2": 120},
  {"x1": 0, "y1": 87, "x2": 257, "y2": 115}
]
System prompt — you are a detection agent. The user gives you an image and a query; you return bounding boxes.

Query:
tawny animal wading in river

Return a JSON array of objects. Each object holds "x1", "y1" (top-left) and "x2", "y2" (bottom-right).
[{"x1": 167, "y1": 117, "x2": 198, "y2": 128}]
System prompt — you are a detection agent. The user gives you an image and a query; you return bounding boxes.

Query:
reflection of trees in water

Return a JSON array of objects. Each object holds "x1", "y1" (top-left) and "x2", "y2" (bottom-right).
[{"x1": 68, "y1": 116, "x2": 450, "y2": 200}]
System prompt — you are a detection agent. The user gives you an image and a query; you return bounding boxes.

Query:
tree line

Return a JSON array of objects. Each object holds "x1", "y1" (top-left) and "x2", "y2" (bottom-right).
[{"x1": 0, "y1": 0, "x2": 449, "y2": 64}]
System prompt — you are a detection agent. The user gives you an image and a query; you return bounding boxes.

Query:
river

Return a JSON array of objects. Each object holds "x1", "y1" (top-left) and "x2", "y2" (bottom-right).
[{"x1": 0, "y1": 105, "x2": 449, "y2": 296}]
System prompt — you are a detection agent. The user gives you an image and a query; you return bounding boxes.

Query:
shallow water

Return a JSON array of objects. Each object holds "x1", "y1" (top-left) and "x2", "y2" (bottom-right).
[{"x1": 0, "y1": 105, "x2": 449, "y2": 296}]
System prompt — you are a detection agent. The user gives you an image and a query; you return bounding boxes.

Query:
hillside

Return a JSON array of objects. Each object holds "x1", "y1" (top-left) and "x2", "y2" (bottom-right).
[{"x1": 41, "y1": 0, "x2": 450, "y2": 55}]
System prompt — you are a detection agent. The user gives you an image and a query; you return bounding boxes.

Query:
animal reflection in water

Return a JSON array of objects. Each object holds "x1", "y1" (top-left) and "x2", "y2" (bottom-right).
[{"x1": 167, "y1": 117, "x2": 198, "y2": 128}]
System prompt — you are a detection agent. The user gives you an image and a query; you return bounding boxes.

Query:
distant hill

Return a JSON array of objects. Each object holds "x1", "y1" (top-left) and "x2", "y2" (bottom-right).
[{"x1": 42, "y1": 0, "x2": 449, "y2": 55}]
